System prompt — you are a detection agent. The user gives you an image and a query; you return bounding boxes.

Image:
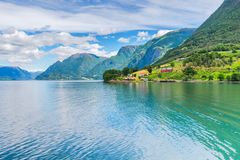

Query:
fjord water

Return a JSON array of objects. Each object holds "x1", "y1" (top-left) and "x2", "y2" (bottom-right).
[{"x1": 0, "y1": 82, "x2": 239, "y2": 160}]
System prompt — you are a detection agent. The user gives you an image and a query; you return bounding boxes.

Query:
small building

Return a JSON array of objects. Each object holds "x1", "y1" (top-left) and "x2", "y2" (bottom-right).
[
  {"x1": 160, "y1": 64, "x2": 171, "y2": 68},
  {"x1": 124, "y1": 76, "x2": 136, "y2": 81},
  {"x1": 161, "y1": 68, "x2": 173, "y2": 73},
  {"x1": 132, "y1": 70, "x2": 150, "y2": 77}
]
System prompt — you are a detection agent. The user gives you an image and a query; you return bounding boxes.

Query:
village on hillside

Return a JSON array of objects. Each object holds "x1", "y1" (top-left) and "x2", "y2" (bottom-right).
[{"x1": 124, "y1": 64, "x2": 173, "y2": 81}]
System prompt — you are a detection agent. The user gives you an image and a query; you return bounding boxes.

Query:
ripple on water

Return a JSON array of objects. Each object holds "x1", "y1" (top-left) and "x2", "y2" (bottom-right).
[{"x1": 0, "y1": 82, "x2": 239, "y2": 159}]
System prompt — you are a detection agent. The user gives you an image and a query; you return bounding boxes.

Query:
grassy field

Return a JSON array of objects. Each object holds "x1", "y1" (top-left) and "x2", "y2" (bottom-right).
[{"x1": 148, "y1": 50, "x2": 240, "y2": 81}]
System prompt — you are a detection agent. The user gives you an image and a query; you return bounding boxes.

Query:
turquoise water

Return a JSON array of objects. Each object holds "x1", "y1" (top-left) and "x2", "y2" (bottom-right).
[{"x1": 0, "y1": 81, "x2": 239, "y2": 160}]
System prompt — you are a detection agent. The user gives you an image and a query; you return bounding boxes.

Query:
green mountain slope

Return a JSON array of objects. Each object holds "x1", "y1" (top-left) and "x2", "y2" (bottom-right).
[
  {"x1": 36, "y1": 54, "x2": 106, "y2": 80},
  {"x1": 156, "y1": 0, "x2": 240, "y2": 64},
  {"x1": 128, "y1": 28, "x2": 195, "y2": 68},
  {"x1": 87, "y1": 46, "x2": 138, "y2": 79}
]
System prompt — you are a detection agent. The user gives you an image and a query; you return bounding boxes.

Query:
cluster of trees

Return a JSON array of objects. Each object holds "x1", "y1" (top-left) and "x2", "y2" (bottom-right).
[
  {"x1": 103, "y1": 65, "x2": 158, "y2": 82},
  {"x1": 219, "y1": 73, "x2": 240, "y2": 81},
  {"x1": 144, "y1": 66, "x2": 153, "y2": 73},
  {"x1": 183, "y1": 52, "x2": 231, "y2": 67},
  {"x1": 182, "y1": 66, "x2": 240, "y2": 82},
  {"x1": 182, "y1": 66, "x2": 197, "y2": 81},
  {"x1": 184, "y1": 38, "x2": 240, "y2": 53},
  {"x1": 103, "y1": 67, "x2": 138, "y2": 82},
  {"x1": 122, "y1": 67, "x2": 138, "y2": 76},
  {"x1": 103, "y1": 69, "x2": 122, "y2": 82},
  {"x1": 208, "y1": 44, "x2": 240, "y2": 52},
  {"x1": 211, "y1": 44, "x2": 240, "y2": 52},
  {"x1": 230, "y1": 73, "x2": 240, "y2": 81}
]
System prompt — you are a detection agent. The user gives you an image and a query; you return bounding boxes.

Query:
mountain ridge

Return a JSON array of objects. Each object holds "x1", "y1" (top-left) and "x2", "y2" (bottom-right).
[
  {"x1": 0, "y1": 66, "x2": 41, "y2": 80},
  {"x1": 155, "y1": 0, "x2": 240, "y2": 64},
  {"x1": 128, "y1": 28, "x2": 195, "y2": 68},
  {"x1": 36, "y1": 28, "x2": 195, "y2": 80},
  {"x1": 87, "y1": 45, "x2": 138, "y2": 79},
  {"x1": 36, "y1": 53, "x2": 106, "y2": 80}
]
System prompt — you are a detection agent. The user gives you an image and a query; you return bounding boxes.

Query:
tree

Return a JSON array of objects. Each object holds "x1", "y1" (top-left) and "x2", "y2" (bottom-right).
[
  {"x1": 183, "y1": 66, "x2": 197, "y2": 76},
  {"x1": 145, "y1": 66, "x2": 152, "y2": 73},
  {"x1": 218, "y1": 74, "x2": 225, "y2": 81},
  {"x1": 236, "y1": 66, "x2": 240, "y2": 72},
  {"x1": 122, "y1": 67, "x2": 130, "y2": 76},
  {"x1": 170, "y1": 62, "x2": 175, "y2": 67},
  {"x1": 158, "y1": 73, "x2": 162, "y2": 78},
  {"x1": 226, "y1": 75, "x2": 231, "y2": 81},
  {"x1": 231, "y1": 73, "x2": 240, "y2": 81},
  {"x1": 103, "y1": 69, "x2": 122, "y2": 82},
  {"x1": 228, "y1": 57, "x2": 233, "y2": 64},
  {"x1": 122, "y1": 67, "x2": 138, "y2": 76},
  {"x1": 201, "y1": 75, "x2": 207, "y2": 80},
  {"x1": 128, "y1": 68, "x2": 138, "y2": 73},
  {"x1": 209, "y1": 75, "x2": 214, "y2": 81}
]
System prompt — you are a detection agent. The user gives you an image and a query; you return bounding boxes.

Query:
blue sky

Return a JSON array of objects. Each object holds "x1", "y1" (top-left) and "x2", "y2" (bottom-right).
[{"x1": 0, "y1": 0, "x2": 223, "y2": 71}]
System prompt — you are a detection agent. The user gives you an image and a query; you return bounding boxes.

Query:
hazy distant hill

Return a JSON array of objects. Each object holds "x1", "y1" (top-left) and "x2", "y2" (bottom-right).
[
  {"x1": 36, "y1": 54, "x2": 106, "y2": 80},
  {"x1": 0, "y1": 66, "x2": 32, "y2": 80},
  {"x1": 30, "y1": 71, "x2": 42, "y2": 79}
]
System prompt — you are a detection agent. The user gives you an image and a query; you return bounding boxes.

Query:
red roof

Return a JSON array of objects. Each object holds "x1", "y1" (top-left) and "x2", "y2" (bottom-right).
[{"x1": 161, "y1": 68, "x2": 173, "y2": 73}]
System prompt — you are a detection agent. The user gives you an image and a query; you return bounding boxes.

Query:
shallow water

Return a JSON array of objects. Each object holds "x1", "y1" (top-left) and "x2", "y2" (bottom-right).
[{"x1": 0, "y1": 81, "x2": 239, "y2": 160}]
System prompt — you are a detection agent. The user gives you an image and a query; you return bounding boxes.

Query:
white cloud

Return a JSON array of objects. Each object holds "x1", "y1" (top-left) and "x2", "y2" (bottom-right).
[
  {"x1": 0, "y1": 28, "x2": 111, "y2": 68},
  {"x1": 0, "y1": 29, "x2": 45, "y2": 64},
  {"x1": 107, "y1": 51, "x2": 118, "y2": 57},
  {"x1": 137, "y1": 31, "x2": 151, "y2": 42},
  {"x1": 103, "y1": 35, "x2": 115, "y2": 39},
  {"x1": 152, "y1": 30, "x2": 172, "y2": 38},
  {"x1": 118, "y1": 37, "x2": 130, "y2": 43},
  {"x1": 50, "y1": 44, "x2": 117, "y2": 60},
  {"x1": 0, "y1": 1, "x2": 223, "y2": 34}
]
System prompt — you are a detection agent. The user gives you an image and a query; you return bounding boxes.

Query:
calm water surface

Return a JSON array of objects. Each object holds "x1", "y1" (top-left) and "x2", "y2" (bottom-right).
[{"x1": 0, "y1": 81, "x2": 239, "y2": 160}]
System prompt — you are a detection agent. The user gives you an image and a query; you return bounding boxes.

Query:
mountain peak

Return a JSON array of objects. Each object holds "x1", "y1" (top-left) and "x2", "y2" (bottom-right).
[
  {"x1": 117, "y1": 45, "x2": 138, "y2": 57},
  {"x1": 36, "y1": 53, "x2": 106, "y2": 80},
  {"x1": 69, "y1": 53, "x2": 100, "y2": 59}
]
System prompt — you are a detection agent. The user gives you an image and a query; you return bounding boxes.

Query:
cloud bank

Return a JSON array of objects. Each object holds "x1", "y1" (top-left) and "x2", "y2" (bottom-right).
[
  {"x1": 0, "y1": 0, "x2": 223, "y2": 34},
  {"x1": 0, "y1": 28, "x2": 111, "y2": 67}
]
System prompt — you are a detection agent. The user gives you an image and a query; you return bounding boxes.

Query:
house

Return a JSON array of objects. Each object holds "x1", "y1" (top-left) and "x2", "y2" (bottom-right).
[
  {"x1": 132, "y1": 70, "x2": 150, "y2": 77},
  {"x1": 161, "y1": 68, "x2": 173, "y2": 73},
  {"x1": 124, "y1": 76, "x2": 136, "y2": 81},
  {"x1": 126, "y1": 70, "x2": 150, "y2": 80},
  {"x1": 160, "y1": 64, "x2": 171, "y2": 68}
]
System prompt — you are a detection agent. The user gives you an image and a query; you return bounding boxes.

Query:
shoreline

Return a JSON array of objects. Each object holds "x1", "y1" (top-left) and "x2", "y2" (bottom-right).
[{"x1": 107, "y1": 79, "x2": 240, "y2": 84}]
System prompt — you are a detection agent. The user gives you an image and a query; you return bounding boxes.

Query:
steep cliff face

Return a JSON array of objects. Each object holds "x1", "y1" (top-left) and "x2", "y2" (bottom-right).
[{"x1": 128, "y1": 28, "x2": 195, "y2": 68}]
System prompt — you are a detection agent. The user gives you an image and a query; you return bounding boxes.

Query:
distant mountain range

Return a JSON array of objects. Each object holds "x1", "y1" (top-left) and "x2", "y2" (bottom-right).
[
  {"x1": 37, "y1": 28, "x2": 194, "y2": 80},
  {"x1": 155, "y1": 0, "x2": 240, "y2": 65},
  {"x1": 0, "y1": 66, "x2": 41, "y2": 80}
]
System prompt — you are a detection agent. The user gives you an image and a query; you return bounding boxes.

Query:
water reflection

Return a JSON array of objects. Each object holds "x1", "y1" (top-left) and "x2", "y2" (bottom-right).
[{"x1": 0, "y1": 81, "x2": 239, "y2": 160}]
